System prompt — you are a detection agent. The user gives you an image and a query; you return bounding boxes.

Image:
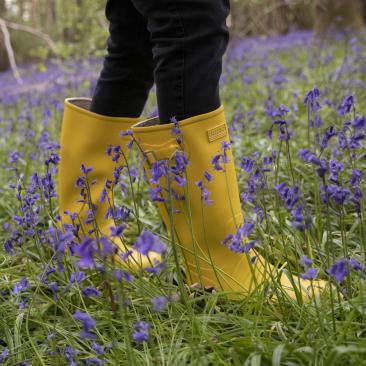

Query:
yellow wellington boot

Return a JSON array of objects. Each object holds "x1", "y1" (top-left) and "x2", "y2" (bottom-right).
[
  {"x1": 132, "y1": 106, "x2": 328, "y2": 301},
  {"x1": 58, "y1": 98, "x2": 161, "y2": 268}
]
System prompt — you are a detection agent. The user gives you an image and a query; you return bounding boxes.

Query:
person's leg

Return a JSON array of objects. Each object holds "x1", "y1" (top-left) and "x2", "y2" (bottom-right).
[
  {"x1": 130, "y1": 0, "x2": 230, "y2": 124},
  {"x1": 90, "y1": 0, "x2": 154, "y2": 117}
]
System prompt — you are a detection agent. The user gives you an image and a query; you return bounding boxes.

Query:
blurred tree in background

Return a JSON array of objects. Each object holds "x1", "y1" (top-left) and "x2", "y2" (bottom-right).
[
  {"x1": 0, "y1": 0, "x2": 108, "y2": 71},
  {"x1": 0, "y1": 0, "x2": 365, "y2": 72}
]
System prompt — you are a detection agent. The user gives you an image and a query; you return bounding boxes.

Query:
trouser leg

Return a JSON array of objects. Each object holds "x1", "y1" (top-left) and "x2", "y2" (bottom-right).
[
  {"x1": 130, "y1": 0, "x2": 230, "y2": 124},
  {"x1": 90, "y1": 0, "x2": 154, "y2": 117}
]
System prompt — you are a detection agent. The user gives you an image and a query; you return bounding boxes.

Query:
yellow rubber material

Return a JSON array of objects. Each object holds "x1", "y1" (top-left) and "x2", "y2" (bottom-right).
[
  {"x1": 132, "y1": 106, "x2": 328, "y2": 301},
  {"x1": 58, "y1": 98, "x2": 161, "y2": 268}
]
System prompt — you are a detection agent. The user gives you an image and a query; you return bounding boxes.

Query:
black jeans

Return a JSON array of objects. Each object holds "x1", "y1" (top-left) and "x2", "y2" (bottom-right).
[{"x1": 90, "y1": 0, "x2": 230, "y2": 124}]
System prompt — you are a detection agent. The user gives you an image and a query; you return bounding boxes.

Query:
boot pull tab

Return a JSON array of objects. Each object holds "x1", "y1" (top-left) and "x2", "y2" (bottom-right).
[{"x1": 143, "y1": 142, "x2": 184, "y2": 167}]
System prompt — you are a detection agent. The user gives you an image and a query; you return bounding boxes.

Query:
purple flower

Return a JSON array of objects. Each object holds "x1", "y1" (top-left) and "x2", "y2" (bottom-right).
[
  {"x1": 348, "y1": 258, "x2": 364, "y2": 272},
  {"x1": 150, "y1": 186, "x2": 165, "y2": 202},
  {"x1": 82, "y1": 286, "x2": 101, "y2": 298},
  {"x1": 338, "y1": 95, "x2": 354, "y2": 116},
  {"x1": 174, "y1": 175, "x2": 187, "y2": 187},
  {"x1": 223, "y1": 221, "x2": 256, "y2": 254},
  {"x1": 211, "y1": 155, "x2": 223, "y2": 171},
  {"x1": 133, "y1": 231, "x2": 167, "y2": 256},
  {"x1": 327, "y1": 258, "x2": 349, "y2": 283},
  {"x1": 115, "y1": 269, "x2": 134, "y2": 283},
  {"x1": 326, "y1": 185, "x2": 351, "y2": 205},
  {"x1": 150, "y1": 160, "x2": 168, "y2": 185},
  {"x1": 92, "y1": 342, "x2": 105, "y2": 355},
  {"x1": 275, "y1": 182, "x2": 301, "y2": 210},
  {"x1": 70, "y1": 271, "x2": 86, "y2": 285},
  {"x1": 352, "y1": 115, "x2": 366, "y2": 130},
  {"x1": 291, "y1": 205, "x2": 310, "y2": 231},
  {"x1": 0, "y1": 348, "x2": 9, "y2": 362},
  {"x1": 65, "y1": 345, "x2": 80, "y2": 366},
  {"x1": 121, "y1": 129, "x2": 133, "y2": 137},
  {"x1": 303, "y1": 87, "x2": 321, "y2": 112},
  {"x1": 73, "y1": 238, "x2": 97, "y2": 269},
  {"x1": 299, "y1": 255, "x2": 318, "y2": 280},
  {"x1": 12, "y1": 277, "x2": 29, "y2": 295},
  {"x1": 146, "y1": 260, "x2": 166, "y2": 276},
  {"x1": 110, "y1": 225, "x2": 126, "y2": 237},
  {"x1": 173, "y1": 151, "x2": 189, "y2": 172},
  {"x1": 204, "y1": 171, "x2": 213, "y2": 182},
  {"x1": 300, "y1": 268, "x2": 318, "y2": 280},
  {"x1": 320, "y1": 126, "x2": 337, "y2": 152},
  {"x1": 151, "y1": 296, "x2": 168, "y2": 312},
  {"x1": 300, "y1": 255, "x2": 313, "y2": 268},
  {"x1": 329, "y1": 159, "x2": 344, "y2": 184},
  {"x1": 195, "y1": 180, "x2": 212, "y2": 205},
  {"x1": 240, "y1": 157, "x2": 255, "y2": 173},
  {"x1": 73, "y1": 310, "x2": 96, "y2": 339},
  {"x1": 81, "y1": 164, "x2": 93, "y2": 175},
  {"x1": 132, "y1": 321, "x2": 150, "y2": 344}
]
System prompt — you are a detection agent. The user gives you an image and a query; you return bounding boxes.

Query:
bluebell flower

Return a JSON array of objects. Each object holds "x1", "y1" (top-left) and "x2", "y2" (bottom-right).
[
  {"x1": 348, "y1": 258, "x2": 364, "y2": 272},
  {"x1": 300, "y1": 268, "x2": 318, "y2": 280},
  {"x1": 73, "y1": 238, "x2": 97, "y2": 269},
  {"x1": 240, "y1": 157, "x2": 255, "y2": 173},
  {"x1": 173, "y1": 151, "x2": 189, "y2": 172},
  {"x1": 195, "y1": 180, "x2": 212, "y2": 205},
  {"x1": 82, "y1": 286, "x2": 101, "y2": 298},
  {"x1": 132, "y1": 321, "x2": 150, "y2": 344},
  {"x1": 115, "y1": 269, "x2": 134, "y2": 283},
  {"x1": 12, "y1": 277, "x2": 29, "y2": 295},
  {"x1": 151, "y1": 296, "x2": 168, "y2": 312},
  {"x1": 299, "y1": 255, "x2": 318, "y2": 279},
  {"x1": 211, "y1": 155, "x2": 223, "y2": 171},
  {"x1": 0, "y1": 348, "x2": 9, "y2": 362},
  {"x1": 204, "y1": 171, "x2": 213, "y2": 182},
  {"x1": 81, "y1": 164, "x2": 93, "y2": 175},
  {"x1": 146, "y1": 260, "x2": 166, "y2": 276},
  {"x1": 338, "y1": 95, "x2": 354, "y2": 116},
  {"x1": 352, "y1": 115, "x2": 366, "y2": 130},
  {"x1": 329, "y1": 159, "x2": 344, "y2": 184},
  {"x1": 70, "y1": 271, "x2": 85, "y2": 285},
  {"x1": 327, "y1": 258, "x2": 349, "y2": 283},
  {"x1": 133, "y1": 231, "x2": 167, "y2": 255},
  {"x1": 223, "y1": 221, "x2": 256, "y2": 254},
  {"x1": 150, "y1": 186, "x2": 165, "y2": 202},
  {"x1": 150, "y1": 160, "x2": 168, "y2": 185},
  {"x1": 73, "y1": 310, "x2": 97, "y2": 340},
  {"x1": 174, "y1": 175, "x2": 187, "y2": 187},
  {"x1": 275, "y1": 182, "x2": 301, "y2": 210},
  {"x1": 64, "y1": 345, "x2": 80, "y2": 366},
  {"x1": 110, "y1": 225, "x2": 126, "y2": 237},
  {"x1": 92, "y1": 342, "x2": 105, "y2": 355},
  {"x1": 320, "y1": 126, "x2": 337, "y2": 152},
  {"x1": 303, "y1": 87, "x2": 321, "y2": 112},
  {"x1": 325, "y1": 185, "x2": 351, "y2": 205},
  {"x1": 300, "y1": 255, "x2": 313, "y2": 267}
]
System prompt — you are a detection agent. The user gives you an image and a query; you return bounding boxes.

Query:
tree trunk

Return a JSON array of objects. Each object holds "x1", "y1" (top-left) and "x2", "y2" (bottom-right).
[
  {"x1": 271, "y1": 0, "x2": 290, "y2": 36},
  {"x1": 314, "y1": 0, "x2": 365, "y2": 38},
  {"x1": 0, "y1": 0, "x2": 9, "y2": 72}
]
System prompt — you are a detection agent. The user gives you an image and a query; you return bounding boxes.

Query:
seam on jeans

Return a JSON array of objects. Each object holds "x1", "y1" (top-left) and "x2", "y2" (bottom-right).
[{"x1": 172, "y1": 1, "x2": 185, "y2": 121}]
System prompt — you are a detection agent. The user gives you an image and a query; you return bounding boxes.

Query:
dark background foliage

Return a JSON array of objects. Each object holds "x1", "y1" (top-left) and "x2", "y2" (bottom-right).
[{"x1": 0, "y1": 0, "x2": 366, "y2": 72}]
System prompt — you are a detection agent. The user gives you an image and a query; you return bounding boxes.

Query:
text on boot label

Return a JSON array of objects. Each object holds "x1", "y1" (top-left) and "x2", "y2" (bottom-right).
[{"x1": 207, "y1": 124, "x2": 227, "y2": 143}]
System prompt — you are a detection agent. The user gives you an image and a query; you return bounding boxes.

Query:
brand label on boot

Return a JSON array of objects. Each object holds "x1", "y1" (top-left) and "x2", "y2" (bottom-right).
[{"x1": 207, "y1": 124, "x2": 227, "y2": 143}]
